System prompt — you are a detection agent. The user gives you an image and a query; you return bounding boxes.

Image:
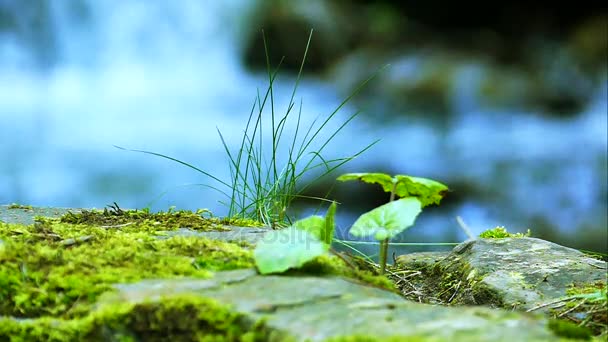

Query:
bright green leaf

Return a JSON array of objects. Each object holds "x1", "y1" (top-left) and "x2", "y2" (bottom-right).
[
  {"x1": 374, "y1": 230, "x2": 389, "y2": 241},
  {"x1": 292, "y1": 215, "x2": 326, "y2": 242},
  {"x1": 254, "y1": 226, "x2": 327, "y2": 274},
  {"x1": 322, "y1": 201, "x2": 337, "y2": 245},
  {"x1": 349, "y1": 197, "x2": 422, "y2": 240},
  {"x1": 393, "y1": 175, "x2": 449, "y2": 207},
  {"x1": 291, "y1": 201, "x2": 337, "y2": 247},
  {"x1": 337, "y1": 172, "x2": 449, "y2": 207},
  {"x1": 337, "y1": 173, "x2": 394, "y2": 193}
]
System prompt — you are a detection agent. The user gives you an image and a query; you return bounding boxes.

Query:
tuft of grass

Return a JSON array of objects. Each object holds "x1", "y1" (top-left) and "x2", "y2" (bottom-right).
[{"x1": 116, "y1": 29, "x2": 383, "y2": 227}]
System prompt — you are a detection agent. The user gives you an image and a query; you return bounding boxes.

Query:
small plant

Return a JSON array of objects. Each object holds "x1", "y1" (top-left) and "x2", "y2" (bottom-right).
[
  {"x1": 254, "y1": 201, "x2": 337, "y2": 274},
  {"x1": 478, "y1": 226, "x2": 531, "y2": 238},
  {"x1": 337, "y1": 172, "x2": 449, "y2": 274}
]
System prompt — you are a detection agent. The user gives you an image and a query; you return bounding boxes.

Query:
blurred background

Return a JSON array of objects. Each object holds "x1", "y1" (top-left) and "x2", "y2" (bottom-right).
[{"x1": 0, "y1": 1, "x2": 606, "y2": 256}]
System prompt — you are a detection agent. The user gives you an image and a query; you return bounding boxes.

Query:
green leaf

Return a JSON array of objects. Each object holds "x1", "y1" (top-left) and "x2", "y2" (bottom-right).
[
  {"x1": 254, "y1": 226, "x2": 327, "y2": 274},
  {"x1": 292, "y1": 215, "x2": 326, "y2": 242},
  {"x1": 337, "y1": 172, "x2": 449, "y2": 207},
  {"x1": 393, "y1": 175, "x2": 449, "y2": 207},
  {"x1": 349, "y1": 197, "x2": 422, "y2": 240},
  {"x1": 337, "y1": 173, "x2": 394, "y2": 193},
  {"x1": 290, "y1": 201, "x2": 337, "y2": 247},
  {"x1": 323, "y1": 201, "x2": 337, "y2": 246}
]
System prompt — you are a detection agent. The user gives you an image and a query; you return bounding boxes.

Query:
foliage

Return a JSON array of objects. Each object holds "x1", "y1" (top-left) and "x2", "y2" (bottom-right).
[
  {"x1": 337, "y1": 172, "x2": 448, "y2": 274},
  {"x1": 349, "y1": 197, "x2": 422, "y2": 241},
  {"x1": 254, "y1": 202, "x2": 336, "y2": 274},
  {"x1": 478, "y1": 226, "x2": 531, "y2": 239},
  {"x1": 336, "y1": 173, "x2": 448, "y2": 207}
]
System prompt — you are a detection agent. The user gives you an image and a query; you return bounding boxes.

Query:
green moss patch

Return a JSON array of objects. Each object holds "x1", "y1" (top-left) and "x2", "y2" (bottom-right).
[
  {"x1": 547, "y1": 319, "x2": 593, "y2": 341},
  {"x1": 478, "y1": 226, "x2": 531, "y2": 239},
  {"x1": 289, "y1": 254, "x2": 398, "y2": 293},
  {"x1": 0, "y1": 215, "x2": 255, "y2": 319},
  {"x1": 547, "y1": 281, "x2": 607, "y2": 338},
  {"x1": 7, "y1": 203, "x2": 33, "y2": 210},
  {"x1": 58, "y1": 205, "x2": 263, "y2": 231},
  {"x1": 0, "y1": 294, "x2": 281, "y2": 342}
]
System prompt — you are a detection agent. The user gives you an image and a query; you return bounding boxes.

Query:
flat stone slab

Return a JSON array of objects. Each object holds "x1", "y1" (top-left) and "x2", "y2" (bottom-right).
[
  {"x1": 0, "y1": 204, "x2": 86, "y2": 226},
  {"x1": 102, "y1": 269, "x2": 560, "y2": 341},
  {"x1": 159, "y1": 226, "x2": 271, "y2": 245}
]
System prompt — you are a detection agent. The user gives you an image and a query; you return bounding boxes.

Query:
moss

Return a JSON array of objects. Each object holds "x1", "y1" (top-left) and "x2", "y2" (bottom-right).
[
  {"x1": 565, "y1": 281, "x2": 607, "y2": 298},
  {"x1": 326, "y1": 336, "x2": 439, "y2": 341},
  {"x1": 7, "y1": 203, "x2": 33, "y2": 210},
  {"x1": 478, "y1": 226, "x2": 531, "y2": 239},
  {"x1": 402, "y1": 254, "x2": 504, "y2": 308},
  {"x1": 0, "y1": 216, "x2": 255, "y2": 319},
  {"x1": 548, "y1": 319, "x2": 592, "y2": 340},
  {"x1": 548, "y1": 281, "x2": 608, "y2": 338},
  {"x1": 57, "y1": 206, "x2": 263, "y2": 232},
  {"x1": 285, "y1": 254, "x2": 398, "y2": 293},
  {"x1": 580, "y1": 250, "x2": 608, "y2": 262},
  {"x1": 0, "y1": 206, "x2": 426, "y2": 340},
  {"x1": 0, "y1": 294, "x2": 285, "y2": 342}
]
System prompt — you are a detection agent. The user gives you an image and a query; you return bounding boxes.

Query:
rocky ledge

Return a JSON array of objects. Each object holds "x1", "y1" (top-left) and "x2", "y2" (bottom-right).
[{"x1": 0, "y1": 204, "x2": 605, "y2": 341}]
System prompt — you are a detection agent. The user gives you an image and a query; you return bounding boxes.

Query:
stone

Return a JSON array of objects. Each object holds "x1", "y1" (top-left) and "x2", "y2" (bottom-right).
[
  {"x1": 396, "y1": 236, "x2": 607, "y2": 337},
  {"x1": 95, "y1": 268, "x2": 561, "y2": 341}
]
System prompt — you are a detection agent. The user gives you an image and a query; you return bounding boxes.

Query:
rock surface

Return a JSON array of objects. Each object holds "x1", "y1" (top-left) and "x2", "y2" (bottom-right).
[
  {"x1": 100, "y1": 268, "x2": 560, "y2": 341},
  {"x1": 396, "y1": 236, "x2": 607, "y2": 338},
  {"x1": 1, "y1": 205, "x2": 603, "y2": 341},
  {"x1": 0, "y1": 204, "x2": 85, "y2": 226},
  {"x1": 428, "y1": 237, "x2": 605, "y2": 310},
  {"x1": 0, "y1": 204, "x2": 272, "y2": 245},
  {"x1": 158, "y1": 226, "x2": 271, "y2": 245}
]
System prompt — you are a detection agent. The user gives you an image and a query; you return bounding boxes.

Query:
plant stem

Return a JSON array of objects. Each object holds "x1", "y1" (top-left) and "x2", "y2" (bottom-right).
[
  {"x1": 379, "y1": 238, "x2": 389, "y2": 275},
  {"x1": 379, "y1": 183, "x2": 397, "y2": 275}
]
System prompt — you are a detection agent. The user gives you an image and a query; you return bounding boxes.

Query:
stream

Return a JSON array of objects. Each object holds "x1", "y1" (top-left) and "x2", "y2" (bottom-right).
[{"x1": 1, "y1": 1, "x2": 606, "y2": 254}]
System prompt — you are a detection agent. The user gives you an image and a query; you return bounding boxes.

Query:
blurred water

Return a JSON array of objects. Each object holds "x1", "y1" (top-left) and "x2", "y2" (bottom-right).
[
  {"x1": 0, "y1": 0, "x2": 376, "y2": 211},
  {"x1": 0, "y1": 1, "x2": 606, "y2": 250}
]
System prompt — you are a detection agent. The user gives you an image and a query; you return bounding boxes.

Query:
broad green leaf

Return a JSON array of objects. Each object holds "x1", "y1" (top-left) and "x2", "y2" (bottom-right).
[
  {"x1": 291, "y1": 201, "x2": 337, "y2": 247},
  {"x1": 337, "y1": 173, "x2": 394, "y2": 193},
  {"x1": 322, "y1": 201, "x2": 337, "y2": 245},
  {"x1": 292, "y1": 215, "x2": 325, "y2": 242},
  {"x1": 337, "y1": 172, "x2": 449, "y2": 207},
  {"x1": 349, "y1": 197, "x2": 422, "y2": 240},
  {"x1": 393, "y1": 175, "x2": 449, "y2": 207},
  {"x1": 254, "y1": 226, "x2": 327, "y2": 274},
  {"x1": 374, "y1": 230, "x2": 389, "y2": 241}
]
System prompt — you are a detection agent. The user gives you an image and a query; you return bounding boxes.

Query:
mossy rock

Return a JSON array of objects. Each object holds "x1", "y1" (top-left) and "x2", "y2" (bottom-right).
[
  {"x1": 0, "y1": 205, "x2": 587, "y2": 341},
  {"x1": 395, "y1": 237, "x2": 607, "y2": 339}
]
